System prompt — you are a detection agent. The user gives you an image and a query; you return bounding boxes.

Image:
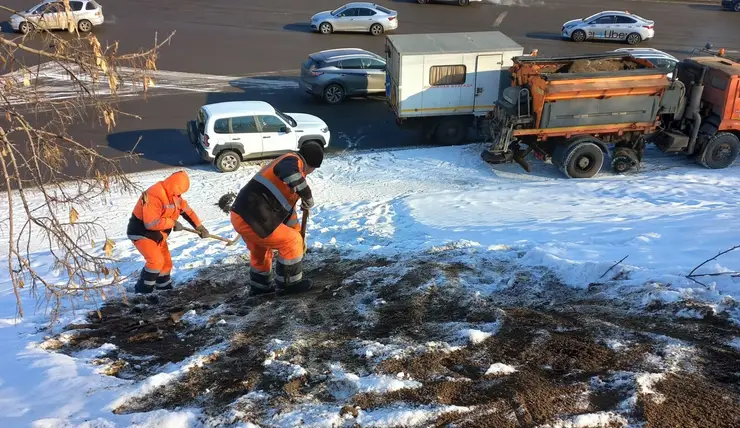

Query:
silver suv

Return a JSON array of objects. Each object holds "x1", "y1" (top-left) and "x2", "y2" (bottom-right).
[{"x1": 299, "y1": 48, "x2": 387, "y2": 104}]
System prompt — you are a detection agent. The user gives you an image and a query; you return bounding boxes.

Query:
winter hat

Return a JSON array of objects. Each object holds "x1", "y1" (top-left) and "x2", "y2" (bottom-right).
[{"x1": 299, "y1": 141, "x2": 324, "y2": 168}]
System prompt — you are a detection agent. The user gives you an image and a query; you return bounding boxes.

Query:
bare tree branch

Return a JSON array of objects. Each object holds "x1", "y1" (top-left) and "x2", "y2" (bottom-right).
[
  {"x1": 1, "y1": 10, "x2": 174, "y2": 325},
  {"x1": 686, "y1": 245, "x2": 740, "y2": 289}
]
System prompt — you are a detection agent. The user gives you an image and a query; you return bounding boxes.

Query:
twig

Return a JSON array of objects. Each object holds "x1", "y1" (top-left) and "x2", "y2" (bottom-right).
[
  {"x1": 687, "y1": 245, "x2": 740, "y2": 277},
  {"x1": 600, "y1": 255, "x2": 629, "y2": 279}
]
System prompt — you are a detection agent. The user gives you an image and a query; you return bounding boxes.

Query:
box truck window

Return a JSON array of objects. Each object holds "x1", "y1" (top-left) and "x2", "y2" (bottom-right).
[{"x1": 429, "y1": 65, "x2": 467, "y2": 86}]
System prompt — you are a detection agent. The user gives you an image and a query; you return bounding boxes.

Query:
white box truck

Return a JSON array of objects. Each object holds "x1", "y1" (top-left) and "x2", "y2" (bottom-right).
[{"x1": 384, "y1": 31, "x2": 524, "y2": 145}]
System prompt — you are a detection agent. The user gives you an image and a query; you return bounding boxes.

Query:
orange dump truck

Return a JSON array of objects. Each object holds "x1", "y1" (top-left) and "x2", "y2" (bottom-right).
[{"x1": 481, "y1": 50, "x2": 740, "y2": 178}]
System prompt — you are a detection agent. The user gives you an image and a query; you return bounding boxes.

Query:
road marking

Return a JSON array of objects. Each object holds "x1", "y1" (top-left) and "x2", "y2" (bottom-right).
[{"x1": 492, "y1": 11, "x2": 508, "y2": 28}]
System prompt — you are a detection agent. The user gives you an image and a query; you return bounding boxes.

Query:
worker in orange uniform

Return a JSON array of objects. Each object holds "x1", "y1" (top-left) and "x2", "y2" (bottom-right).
[
  {"x1": 229, "y1": 142, "x2": 324, "y2": 295},
  {"x1": 126, "y1": 171, "x2": 209, "y2": 294}
]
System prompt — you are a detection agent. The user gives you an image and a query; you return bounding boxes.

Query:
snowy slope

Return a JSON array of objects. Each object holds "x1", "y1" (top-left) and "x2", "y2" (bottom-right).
[{"x1": 1, "y1": 143, "x2": 740, "y2": 426}]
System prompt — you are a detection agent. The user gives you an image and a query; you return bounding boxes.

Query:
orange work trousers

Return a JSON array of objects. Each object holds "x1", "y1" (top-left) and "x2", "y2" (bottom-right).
[
  {"x1": 132, "y1": 234, "x2": 173, "y2": 276},
  {"x1": 230, "y1": 211, "x2": 303, "y2": 274}
]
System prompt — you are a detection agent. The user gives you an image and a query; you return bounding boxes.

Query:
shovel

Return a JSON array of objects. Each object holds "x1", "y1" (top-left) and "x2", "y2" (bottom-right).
[{"x1": 182, "y1": 226, "x2": 240, "y2": 246}]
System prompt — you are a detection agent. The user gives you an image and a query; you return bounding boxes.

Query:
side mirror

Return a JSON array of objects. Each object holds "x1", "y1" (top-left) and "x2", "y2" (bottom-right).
[{"x1": 280, "y1": 126, "x2": 291, "y2": 133}]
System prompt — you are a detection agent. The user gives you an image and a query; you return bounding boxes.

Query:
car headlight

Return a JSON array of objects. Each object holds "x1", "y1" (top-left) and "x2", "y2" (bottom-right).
[{"x1": 320, "y1": 127, "x2": 329, "y2": 133}]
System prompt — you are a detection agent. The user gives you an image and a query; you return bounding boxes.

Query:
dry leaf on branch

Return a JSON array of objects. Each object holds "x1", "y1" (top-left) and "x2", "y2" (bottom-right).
[
  {"x1": 23, "y1": 70, "x2": 30, "y2": 87},
  {"x1": 103, "y1": 239, "x2": 115, "y2": 257},
  {"x1": 69, "y1": 207, "x2": 79, "y2": 224}
]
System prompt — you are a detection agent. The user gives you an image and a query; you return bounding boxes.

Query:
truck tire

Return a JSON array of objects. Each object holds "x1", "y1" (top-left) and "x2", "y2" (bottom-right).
[
  {"x1": 434, "y1": 118, "x2": 466, "y2": 146},
  {"x1": 215, "y1": 150, "x2": 241, "y2": 173},
  {"x1": 560, "y1": 141, "x2": 604, "y2": 178},
  {"x1": 698, "y1": 132, "x2": 740, "y2": 169},
  {"x1": 571, "y1": 30, "x2": 587, "y2": 43}
]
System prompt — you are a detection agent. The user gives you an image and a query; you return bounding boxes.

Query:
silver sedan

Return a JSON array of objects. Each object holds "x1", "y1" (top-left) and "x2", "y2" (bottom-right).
[{"x1": 310, "y1": 2, "x2": 398, "y2": 36}]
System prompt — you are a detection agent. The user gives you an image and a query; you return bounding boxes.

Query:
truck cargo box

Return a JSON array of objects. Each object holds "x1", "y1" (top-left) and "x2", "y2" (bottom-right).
[
  {"x1": 502, "y1": 53, "x2": 672, "y2": 130},
  {"x1": 385, "y1": 31, "x2": 524, "y2": 119}
]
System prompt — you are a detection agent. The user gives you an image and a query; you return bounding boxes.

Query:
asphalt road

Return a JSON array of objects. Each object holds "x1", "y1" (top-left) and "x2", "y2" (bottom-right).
[{"x1": 2, "y1": 0, "x2": 740, "y2": 176}]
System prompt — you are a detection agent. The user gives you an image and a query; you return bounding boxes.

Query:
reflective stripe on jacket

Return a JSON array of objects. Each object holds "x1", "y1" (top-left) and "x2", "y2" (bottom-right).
[{"x1": 231, "y1": 152, "x2": 313, "y2": 239}]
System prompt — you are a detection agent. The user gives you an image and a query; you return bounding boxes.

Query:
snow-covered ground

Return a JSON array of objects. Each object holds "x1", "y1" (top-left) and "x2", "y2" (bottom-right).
[{"x1": 2, "y1": 142, "x2": 740, "y2": 427}]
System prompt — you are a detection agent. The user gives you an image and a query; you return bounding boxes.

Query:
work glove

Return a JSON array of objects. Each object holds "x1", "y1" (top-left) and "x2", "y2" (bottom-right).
[
  {"x1": 173, "y1": 221, "x2": 185, "y2": 232},
  {"x1": 301, "y1": 197, "x2": 314, "y2": 211},
  {"x1": 303, "y1": 239, "x2": 307, "y2": 254},
  {"x1": 196, "y1": 225, "x2": 210, "y2": 239}
]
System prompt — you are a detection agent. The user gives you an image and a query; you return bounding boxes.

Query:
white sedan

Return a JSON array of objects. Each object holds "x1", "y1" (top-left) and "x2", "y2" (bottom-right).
[{"x1": 561, "y1": 10, "x2": 655, "y2": 45}]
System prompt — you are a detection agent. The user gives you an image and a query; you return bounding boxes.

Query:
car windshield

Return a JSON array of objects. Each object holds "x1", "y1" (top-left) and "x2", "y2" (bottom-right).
[
  {"x1": 583, "y1": 13, "x2": 602, "y2": 22},
  {"x1": 275, "y1": 109, "x2": 296, "y2": 127},
  {"x1": 330, "y1": 6, "x2": 344, "y2": 15}
]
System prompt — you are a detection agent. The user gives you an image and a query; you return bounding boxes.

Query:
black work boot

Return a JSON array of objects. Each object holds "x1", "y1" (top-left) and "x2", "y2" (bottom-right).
[
  {"x1": 275, "y1": 260, "x2": 313, "y2": 295},
  {"x1": 248, "y1": 268, "x2": 275, "y2": 296},
  {"x1": 276, "y1": 279, "x2": 314, "y2": 295},
  {"x1": 134, "y1": 269, "x2": 158, "y2": 294},
  {"x1": 155, "y1": 274, "x2": 173, "y2": 291}
]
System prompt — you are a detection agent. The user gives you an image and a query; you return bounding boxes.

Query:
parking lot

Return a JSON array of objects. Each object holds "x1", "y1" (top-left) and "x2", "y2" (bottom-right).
[{"x1": 3, "y1": 0, "x2": 740, "y2": 175}]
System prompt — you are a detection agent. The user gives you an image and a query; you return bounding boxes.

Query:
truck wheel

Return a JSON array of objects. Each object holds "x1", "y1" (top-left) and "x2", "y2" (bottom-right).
[
  {"x1": 698, "y1": 132, "x2": 740, "y2": 169},
  {"x1": 571, "y1": 30, "x2": 586, "y2": 43},
  {"x1": 626, "y1": 33, "x2": 642, "y2": 45},
  {"x1": 215, "y1": 150, "x2": 241, "y2": 173},
  {"x1": 560, "y1": 141, "x2": 604, "y2": 178},
  {"x1": 612, "y1": 146, "x2": 640, "y2": 174},
  {"x1": 434, "y1": 119, "x2": 466, "y2": 145}
]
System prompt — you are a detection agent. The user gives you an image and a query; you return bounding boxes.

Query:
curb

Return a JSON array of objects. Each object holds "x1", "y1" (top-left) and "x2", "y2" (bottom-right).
[{"x1": 623, "y1": 0, "x2": 724, "y2": 5}]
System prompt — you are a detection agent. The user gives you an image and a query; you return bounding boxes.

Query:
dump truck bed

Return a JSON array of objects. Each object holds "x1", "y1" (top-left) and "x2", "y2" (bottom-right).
[{"x1": 507, "y1": 53, "x2": 672, "y2": 130}]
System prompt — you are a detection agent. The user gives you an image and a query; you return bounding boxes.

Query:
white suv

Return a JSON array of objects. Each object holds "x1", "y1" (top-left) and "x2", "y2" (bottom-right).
[
  {"x1": 10, "y1": 0, "x2": 104, "y2": 34},
  {"x1": 187, "y1": 101, "x2": 331, "y2": 173}
]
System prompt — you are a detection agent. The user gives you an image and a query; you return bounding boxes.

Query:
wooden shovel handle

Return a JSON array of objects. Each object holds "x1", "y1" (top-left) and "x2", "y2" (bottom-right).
[
  {"x1": 300, "y1": 209, "x2": 309, "y2": 239},
  {"x1": 181, "y1": 226, "x2": 232, "y2": 244}
]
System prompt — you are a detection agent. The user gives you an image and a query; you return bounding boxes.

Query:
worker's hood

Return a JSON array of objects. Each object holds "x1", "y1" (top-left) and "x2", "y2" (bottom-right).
[{"x1": 162, "y1": 171, "x2": 190, "y2": 197}]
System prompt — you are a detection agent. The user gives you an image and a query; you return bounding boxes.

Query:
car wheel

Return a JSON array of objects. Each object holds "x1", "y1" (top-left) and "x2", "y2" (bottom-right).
[
  {"x1": 370, "y1": 23, "x2": 384, "y2": 36},
  {"x1": 323, "y1": 84, "x2": 344, "y2": 104},
  {"x1": 699, "y1": 132, "x2": 740, "y2": 169},
  {"x1": 319, "y1": 22, "x2": 333, "y2": 34},
  {"x1": 571, "y1": 30, "x2": 586, "y2": 43},
  {"x1": 735, "y1": 2, "x2": 740, "y2": 11},
  {"x1": 417, "y1": 0, "x2": 428, "y2": 3},
  {"x1": 434, "y1": 118, "x2": 467, "y2": 145},
  {"x1": 626, "y1": 32, "x2": 642, "y2": 45},
  {"x1": 19, "y1": 21, "x2": 32, "y2": 34},
  {"x1": 77, "y1": 19, "x2": 93, "y2": 33},
  {"x1": 215, "y1": 150, "x2": 241, "y2": 173},
  {"x1": 458, "y1": 0, "x2": 470, "y2": 5},
  {"x1": 560, "y1": 141, "x2": 604, "y2": 178}
]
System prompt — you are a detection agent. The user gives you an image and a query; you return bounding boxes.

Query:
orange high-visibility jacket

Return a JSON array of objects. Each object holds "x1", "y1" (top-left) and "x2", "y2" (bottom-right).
[
  {"x1": 231, "y1": 152, "x2": 313, "y2": 238},
  {"x1": 126, "y1": 171, "x2": 202, "y2": 242}
]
